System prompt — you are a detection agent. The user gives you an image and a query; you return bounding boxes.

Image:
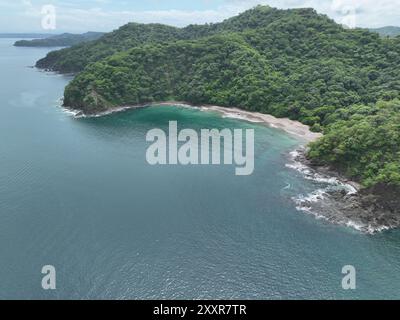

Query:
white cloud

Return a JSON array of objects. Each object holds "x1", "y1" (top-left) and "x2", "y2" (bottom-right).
[{"x1": 2, "y1": 0, "x2": 400, "y2": 33}]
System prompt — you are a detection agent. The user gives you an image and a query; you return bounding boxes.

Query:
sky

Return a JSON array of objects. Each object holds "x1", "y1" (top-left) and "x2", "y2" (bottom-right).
[{"x1": 0, "y1": 0, "x2": 399, "y2": 33}]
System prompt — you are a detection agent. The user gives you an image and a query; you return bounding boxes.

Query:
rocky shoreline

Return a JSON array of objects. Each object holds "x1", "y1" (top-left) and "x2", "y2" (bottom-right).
[{"x1": 289, "y1": 148, "x2": 400, "y2": 233}]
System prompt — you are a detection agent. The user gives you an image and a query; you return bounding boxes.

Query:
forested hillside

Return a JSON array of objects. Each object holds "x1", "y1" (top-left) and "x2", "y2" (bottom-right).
[
  {"x1": 63, "y1": 34, "x2": 282, "y2": 112},
  {"x1": 37, "y1": 5, "x2": 400, "y2": 190},
  {"x1": 36, "y1": 24, "x2": 184, "y2": 73},
  {"x1": 308, "y1": 100, "x2": 400, "y2": 187},
  {"x1": 35, "y1": 6, "x2": 322, "y2": 73}
]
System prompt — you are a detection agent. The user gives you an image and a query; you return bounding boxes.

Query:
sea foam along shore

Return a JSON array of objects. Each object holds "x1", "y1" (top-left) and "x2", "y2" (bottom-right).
[
  {"x1": 67, "y1": 101, "x2": 323, "y2": 143},
  {"x1": 286, "y1": 148, "x2": 400, "y2": 234}
]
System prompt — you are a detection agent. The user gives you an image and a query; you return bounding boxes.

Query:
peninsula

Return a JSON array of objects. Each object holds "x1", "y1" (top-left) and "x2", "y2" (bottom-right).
[{"x1": 36, "y1": 5, "x2": 400, "y2": 229}]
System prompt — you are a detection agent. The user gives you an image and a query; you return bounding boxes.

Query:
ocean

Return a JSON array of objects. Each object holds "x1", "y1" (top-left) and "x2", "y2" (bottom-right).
[{"x1": 0, "y1": 38, "x2": 400, "y2": 299}]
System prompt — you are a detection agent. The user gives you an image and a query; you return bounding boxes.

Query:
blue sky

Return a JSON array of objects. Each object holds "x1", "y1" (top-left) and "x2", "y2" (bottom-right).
[{"x1": 0, "y1": 0, "x2": 399, "y2": 33}]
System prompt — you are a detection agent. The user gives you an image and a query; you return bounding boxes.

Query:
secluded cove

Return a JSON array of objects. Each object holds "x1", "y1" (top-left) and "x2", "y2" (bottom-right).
[
  {"x1": 2, "y1": 39, "x2": 400, "y2": 299},
  {"x1": 72, "y1": 102, "x2": 399, "y2": 232}
]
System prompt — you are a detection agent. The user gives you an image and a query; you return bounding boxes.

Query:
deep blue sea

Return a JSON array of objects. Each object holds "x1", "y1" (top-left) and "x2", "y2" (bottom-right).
[{"x1": 1, "y1": 39, "x2": 400, "y2": 299}]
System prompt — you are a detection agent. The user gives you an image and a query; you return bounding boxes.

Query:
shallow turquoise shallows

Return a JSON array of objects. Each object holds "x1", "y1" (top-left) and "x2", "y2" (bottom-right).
[{"x1": 1, "y1": 39, "x2": 400, "y2": 299}]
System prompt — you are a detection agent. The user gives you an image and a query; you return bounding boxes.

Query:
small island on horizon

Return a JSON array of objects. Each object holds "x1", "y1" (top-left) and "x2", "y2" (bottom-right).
[{"x1": 13, "y1": 32, "x2": 105, "y2": 47}]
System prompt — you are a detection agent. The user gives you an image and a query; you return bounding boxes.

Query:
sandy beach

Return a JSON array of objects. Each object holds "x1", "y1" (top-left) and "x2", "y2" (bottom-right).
[
  {"x1": 200, "y1": 105, "x2": 323, "y2": 143},
  {"x1": 72, "y1": 101, "x2": 323, "y2": 143}
]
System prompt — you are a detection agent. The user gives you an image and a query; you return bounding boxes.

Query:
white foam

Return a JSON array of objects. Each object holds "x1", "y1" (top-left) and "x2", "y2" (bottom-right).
[
  {"x1": 294, "y1": 190, "x2": 370, "y2": 232},
  {"x1": 221, "y1": 113, "x2": 263, "y2": 123},
  {"x1": 345, "y1": 220, "x2": 367, "y2": 232},
  {"x1": 285, "y1": 148, "x2": 385, "y2": 233},
  {"x1": 62, "y1": 107, "x2": 81, "y2": 117},
  {"x1": 286, "y1": 149, "x2": 357, "y2": 195}
]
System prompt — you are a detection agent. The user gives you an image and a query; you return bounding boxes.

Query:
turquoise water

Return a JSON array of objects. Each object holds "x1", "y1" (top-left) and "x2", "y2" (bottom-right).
[{"x1": 1, "y1": 39, "x2": 400, "y2": 299}]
